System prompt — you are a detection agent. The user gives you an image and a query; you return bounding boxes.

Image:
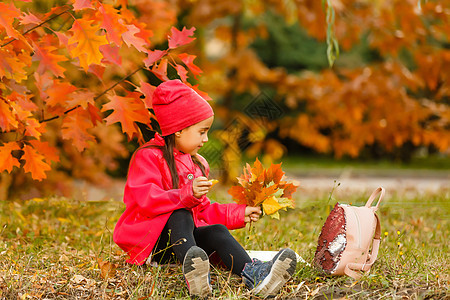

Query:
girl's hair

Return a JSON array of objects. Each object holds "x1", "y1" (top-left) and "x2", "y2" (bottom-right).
[{"x1": 129, "y1": 134, "x2": 206, "y2": 189}]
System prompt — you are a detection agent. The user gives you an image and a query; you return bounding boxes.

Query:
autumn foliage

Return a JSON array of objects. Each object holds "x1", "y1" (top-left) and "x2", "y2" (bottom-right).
[
  {"x1": 228, "y1": 158, "x2": 297, "y2": 219},
  {"x1": 0, "y1": 0, "x2": 205, "y2": 198},
  {"x1": 0, "y1": 0, "x2": 449, "y2": 199},
  {"x1": 191, "y1": 0, "x2": 449, "y2": 167}
]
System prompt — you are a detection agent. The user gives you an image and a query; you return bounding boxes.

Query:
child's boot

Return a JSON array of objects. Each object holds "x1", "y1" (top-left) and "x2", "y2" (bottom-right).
[
  {"x1": 242, "y1": 248, "x2": 297, "y2": 298},
  {"x1": 182, "y1": 246, "x2": 212, "y2": 298}
]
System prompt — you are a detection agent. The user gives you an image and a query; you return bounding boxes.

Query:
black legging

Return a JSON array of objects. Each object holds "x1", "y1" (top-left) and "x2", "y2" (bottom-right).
[{"x1": 152, "y1": 209, "x2": 252, "y2": 275}]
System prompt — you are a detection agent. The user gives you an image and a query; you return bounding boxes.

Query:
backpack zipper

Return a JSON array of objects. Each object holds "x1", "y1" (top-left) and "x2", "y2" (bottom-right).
[{"x1": 351, "y1": 207, "x2": 362, "y2": 248}]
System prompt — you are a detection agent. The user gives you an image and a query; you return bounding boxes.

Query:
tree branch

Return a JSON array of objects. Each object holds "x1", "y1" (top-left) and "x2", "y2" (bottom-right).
[
  {"x1": 1, "y1": 8, "x2": 72, "y2": 48},
  {"x1": 40, "y1": 66, "x2": 144, "y2": 123}
]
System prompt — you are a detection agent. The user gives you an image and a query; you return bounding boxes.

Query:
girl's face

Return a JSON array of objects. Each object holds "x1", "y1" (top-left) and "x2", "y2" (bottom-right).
[{"x1": 175, "y1": 116, "x2": 214, "y2": 155}]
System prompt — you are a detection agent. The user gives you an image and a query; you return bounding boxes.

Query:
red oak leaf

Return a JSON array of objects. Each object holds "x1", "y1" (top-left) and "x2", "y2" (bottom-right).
[
  {"x1": 122, "y1": 24, "x2": 147, "y2": 52},
  {"x1": 178, "y1": 53, "x2": 202, "y2": 78},
  {"x1": 138, "y1": 81, "x2": 156, "y2": 109},
  {"x1": 151, "y1": 59, "x2": 169, "y2": 81},
  {"x1": 20, "y1": 12, "x2": 41, "y2": 25},
  {"x1": 144, "y1": 49, "x2": 166, "y2": 68},
  {"x1": 98, "y1": 3, "x2": 127, "y2": 46},
  {"x1": 73, "y1": 0, "x2": 94, "y2": 11},
  {"x1": 168, "y1": 26, "x2": 196, "y2": 49},
  {"x1": 175, "y1": 64, "x2": 188, "y2": 82},
  {"x1": 184, "y1": 83, "x2": 212, "y2": 101},
  {"x1": 99, "y1": 44, "x2": 122, "y2": 66}
]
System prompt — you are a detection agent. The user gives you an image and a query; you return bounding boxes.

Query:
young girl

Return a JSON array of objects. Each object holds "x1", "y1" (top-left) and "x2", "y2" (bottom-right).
[{"x1": 113, "y1": 79, "x2": 297, "y2": 298}]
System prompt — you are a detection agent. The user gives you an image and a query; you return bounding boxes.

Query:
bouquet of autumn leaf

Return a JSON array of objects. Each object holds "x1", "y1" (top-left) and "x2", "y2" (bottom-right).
[{"x1": 228, "y1": 158, "x2": 298, "y2": 219}]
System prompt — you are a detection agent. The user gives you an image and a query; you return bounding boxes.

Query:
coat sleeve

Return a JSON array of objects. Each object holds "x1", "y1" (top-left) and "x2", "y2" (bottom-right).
[
  {"x1": 192, "y1": 154, "x2": 246, "y2": 229},
  {"x1": 125, "y1": 148, "x2": 204, "y2": 218},
  {"x1": 195, "y1": 200, "x2": 247, "y2": 230}
]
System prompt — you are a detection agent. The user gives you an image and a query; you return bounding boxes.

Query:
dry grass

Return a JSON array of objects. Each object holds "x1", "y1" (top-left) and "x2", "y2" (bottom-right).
[{"x1": 0, "y1": 186, "x2": 448, "y2": 299}]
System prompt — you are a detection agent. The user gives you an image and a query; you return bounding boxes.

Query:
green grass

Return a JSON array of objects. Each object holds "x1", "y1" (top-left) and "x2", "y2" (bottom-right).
[
  {"x1": 281, "y1": 154, "x2": 450, "y2": 176},
  {"x1": 0, "y1": 187, "x2": 448, "y2": 299}
]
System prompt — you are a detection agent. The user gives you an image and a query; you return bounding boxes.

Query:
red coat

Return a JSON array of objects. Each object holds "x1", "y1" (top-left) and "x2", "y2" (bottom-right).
[{"x1": 113, "y1": 134, "x2": 247, "y2": 265}]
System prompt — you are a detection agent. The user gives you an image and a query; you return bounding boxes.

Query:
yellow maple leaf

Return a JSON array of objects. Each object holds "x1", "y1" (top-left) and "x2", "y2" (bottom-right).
[
  {"x1": 262, "y1": 195, "x2": 294, "y2": 219},
  {"x1": 68, "y1": 18, "x2": 109, "y2": 71}
]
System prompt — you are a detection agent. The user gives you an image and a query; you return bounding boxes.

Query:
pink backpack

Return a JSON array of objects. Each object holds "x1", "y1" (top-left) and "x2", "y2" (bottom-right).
[{"x1": 314, "y1": 187, "x2": 385, "y2": 279}]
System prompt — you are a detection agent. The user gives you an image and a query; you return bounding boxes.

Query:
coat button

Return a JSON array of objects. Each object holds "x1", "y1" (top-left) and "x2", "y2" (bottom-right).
[{"x1": 187, "y1": 174, "x2": 194, "y2": 180}]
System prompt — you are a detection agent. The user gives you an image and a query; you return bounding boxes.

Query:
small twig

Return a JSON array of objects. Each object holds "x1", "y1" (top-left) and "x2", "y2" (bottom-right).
[
  {"x1": 1, "y1": 8, "x2": 72, "y2": 48},
  {"x1": 39, "y1": 66, "x2": 144, "y2": 123}
]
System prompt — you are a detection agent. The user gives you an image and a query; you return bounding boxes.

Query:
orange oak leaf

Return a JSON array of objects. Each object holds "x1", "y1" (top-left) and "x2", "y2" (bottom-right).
[
  {"x1": 102, "y1": 93, "x2": 150, "y2": 140},
  {"x1": 144, "y1": 49, "x2": 166, "y2": 68},
  {"x1": 168, "y1": 26, "x2": 195, "y2": 49},
  {"x1": 67, "y1": 90, "x2": 95, "y2": 109},
  {"x1": 22, "y1": 144, "x2": 51, "y2": 181},
  {"x1": 122, "y1": 24, "x2": 147, "y2": 52},
  {"x1": 98, "y1": 3, "x2": 127, "y2": 46},
  {"x1": 62, "y1": 107, "x2": 96, "y2": 152},
  {"x1": 178, "y1": 53, "x2": 202, "y2": 77},
  {"x1": 0, "y1": 2, "x2": 21, "y2": 39},
  {"x1": 68, "y1": 18, "x2": 109, "y2": 71},
  {"x1": 0, "y1": 142, "x2": 21, "y2": 173},
  {"x1": 32, "y1": 43, "x2": 67, "y2": 77},
  {"x1": 0, "y1": 99, "x2": 18, "y2": 131},
  {"x1": 87, "y1": 103, "x2": 103, "y2": 125},
  {"x1": 0, "y1": 47, "x2": 30, "y2": 83},
  {"x1": 34, "y1": 72, "x2": 53, "y2": 100},
  {"x1": 24, "y1": 118, "x2": 46, "y2": 138},
  {"x1": 28, "y1": 140, "x2": 60, "y2": 164},
  {"x1": 45, "y1": 81, "x2": 77, "y2": 108}
]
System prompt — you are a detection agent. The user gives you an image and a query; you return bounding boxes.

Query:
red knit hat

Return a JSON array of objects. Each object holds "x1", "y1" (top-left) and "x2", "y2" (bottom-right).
[{"x1": 152, "y1": 80, "x2": 214, "y2": 136}]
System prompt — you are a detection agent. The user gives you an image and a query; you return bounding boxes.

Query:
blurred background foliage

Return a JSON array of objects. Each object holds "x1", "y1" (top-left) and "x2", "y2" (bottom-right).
[{"x1": 1, "y1": 0, "x2": 449, "y2": 199}]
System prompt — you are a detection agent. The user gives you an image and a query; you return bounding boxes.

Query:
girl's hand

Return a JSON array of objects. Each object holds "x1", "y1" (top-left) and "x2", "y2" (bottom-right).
[
  {"x1": 245, "y1": 206, "x2": 262, "y2": 223},
  {"x1": 192, "y1": 176, "x2": 212, "y2": 198}
]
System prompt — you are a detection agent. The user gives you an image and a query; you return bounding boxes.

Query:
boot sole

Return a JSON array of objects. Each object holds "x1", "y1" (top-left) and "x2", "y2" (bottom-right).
[
  {"x1": 253, "y1": 249, "x2": 297, "y2": 298},
  {"x1": 183, "y1": 246, "x2": 212, "y2": 298}
]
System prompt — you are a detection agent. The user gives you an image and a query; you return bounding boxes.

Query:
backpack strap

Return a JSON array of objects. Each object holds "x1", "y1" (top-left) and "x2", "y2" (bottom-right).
[
  {"x1": 365, "y1": 187, "x2": 385, "y2": 210},
  {"x1": 344, "y1": 214, "x2": 381, "y2": 280}
]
